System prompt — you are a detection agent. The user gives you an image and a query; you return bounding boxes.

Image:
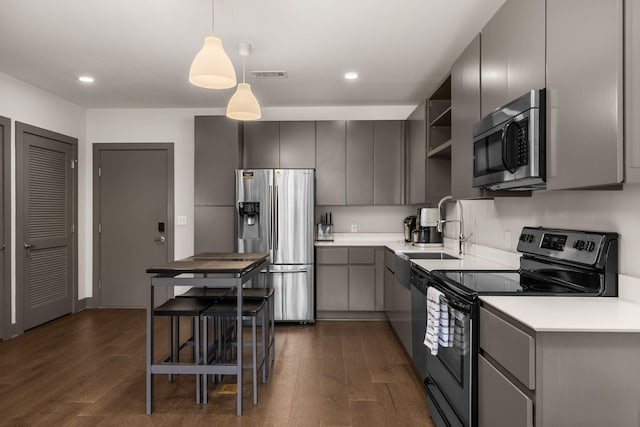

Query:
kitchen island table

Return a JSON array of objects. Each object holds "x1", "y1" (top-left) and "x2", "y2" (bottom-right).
[{"x1": 145, "y1": 252, "x2": 270, "y2": 416}]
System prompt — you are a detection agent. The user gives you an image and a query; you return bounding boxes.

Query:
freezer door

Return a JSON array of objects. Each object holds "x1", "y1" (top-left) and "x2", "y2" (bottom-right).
[
  {"x1": 258, "y1": 264, "x2": 314, "y2": 322},
  {"x1": 273, "y1": 169, "x2": 314, "y2": 264},
  {"x1": 236, "y1": 169, "x2": 273, "y2": 256}
]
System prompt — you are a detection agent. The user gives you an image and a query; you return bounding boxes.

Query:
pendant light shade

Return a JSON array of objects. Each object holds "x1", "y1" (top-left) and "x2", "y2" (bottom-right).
[
  {"x1": 189, "y1": 36, "x2": 237, "y2": 89},
  {"x1": 226, "y1": 83, "x2": 261, "y2": 120}
]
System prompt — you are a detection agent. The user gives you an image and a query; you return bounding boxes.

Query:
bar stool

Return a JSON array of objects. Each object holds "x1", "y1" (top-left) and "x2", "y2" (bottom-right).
[
  {"x1": 225, "y1": 287, "x2": 275, "y2": 375},
  {"x1": 177, "y1": 287, "x2": 233, "y2": 299},
  {"x1": 201, "y1": 299, "x2": 267, "y2": 405},
  {"x1": 153, "y1": 297, "x2": 212, "y2": 404}
]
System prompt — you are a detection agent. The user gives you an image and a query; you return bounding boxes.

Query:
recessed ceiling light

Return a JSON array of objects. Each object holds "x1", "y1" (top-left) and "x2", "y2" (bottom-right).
[
  {"x1": 78, "y1": 75, "x2": 94, "y2": 83},
  {"x1": 344, "y1": 72, "x2": 358, "y2": 80}
]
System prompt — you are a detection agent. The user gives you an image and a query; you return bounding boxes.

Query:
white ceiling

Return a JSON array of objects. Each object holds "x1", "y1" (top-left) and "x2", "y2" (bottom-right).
[{"x1": 0, "y1": 0, "x2": 505, "y2": 109}]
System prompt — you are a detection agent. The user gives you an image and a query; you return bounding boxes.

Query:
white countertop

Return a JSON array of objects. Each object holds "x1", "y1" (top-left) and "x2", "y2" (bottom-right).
[
  {"x1": 315, "y1": 232, "x2": 519, "y2": 270},
  {"x1": 480, "y1": 296, "x2": 640, "y2": 333}
]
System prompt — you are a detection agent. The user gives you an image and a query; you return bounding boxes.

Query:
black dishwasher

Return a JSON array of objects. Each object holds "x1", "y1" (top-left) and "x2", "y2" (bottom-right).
[{"x1": 410, "y1": 268, "x2": 428, "y2": 380}]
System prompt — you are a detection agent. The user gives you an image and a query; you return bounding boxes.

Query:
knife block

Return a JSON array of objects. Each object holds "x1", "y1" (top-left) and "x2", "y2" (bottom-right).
[{"x1": 316, "y1": 224, "x2": 334, "y2": 241}]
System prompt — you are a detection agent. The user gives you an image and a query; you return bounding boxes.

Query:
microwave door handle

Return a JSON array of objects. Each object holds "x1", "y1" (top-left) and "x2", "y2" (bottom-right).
[{"x1": 501, "y1": 120, "x2": 519, "y2": 173}]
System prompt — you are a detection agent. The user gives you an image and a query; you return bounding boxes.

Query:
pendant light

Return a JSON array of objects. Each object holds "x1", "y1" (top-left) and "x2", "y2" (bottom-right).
[
  {"x1": 189, "y1": 0, "x2": 236, "y2": 89},
  {"x1": 226, "y1": 41, "x2": 261, "y2": 121}
]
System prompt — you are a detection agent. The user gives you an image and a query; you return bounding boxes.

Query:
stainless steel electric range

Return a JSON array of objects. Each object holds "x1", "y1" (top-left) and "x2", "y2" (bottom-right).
[{"x1": 410, "y1": 227, "x2": 618, "y2": 427}]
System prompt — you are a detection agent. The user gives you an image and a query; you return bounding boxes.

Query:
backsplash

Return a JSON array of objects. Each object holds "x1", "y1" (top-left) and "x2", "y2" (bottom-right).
[
  {"x1": 445, "y1": 183, "x2": 640, "y2": 278},
  {"x1": 315, "y1": 205, "x2": 419, "y2": 233}
]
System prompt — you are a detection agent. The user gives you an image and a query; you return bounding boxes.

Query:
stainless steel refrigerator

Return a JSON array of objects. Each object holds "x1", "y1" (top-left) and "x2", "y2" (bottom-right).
[{"x1": 235, "y1": 169, "x2": 314, "y2": 322}]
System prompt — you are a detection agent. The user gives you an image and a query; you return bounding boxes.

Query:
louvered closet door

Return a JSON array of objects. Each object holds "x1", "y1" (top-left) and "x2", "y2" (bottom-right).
[{"x1": 22, "y1": 133, "x2": 73, "y2": 330}]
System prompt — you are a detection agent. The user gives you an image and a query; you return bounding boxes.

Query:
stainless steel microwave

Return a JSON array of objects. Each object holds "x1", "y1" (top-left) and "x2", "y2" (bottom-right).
[{"x1": 472, "y1": 89, "x2": 545, "y2": 191}]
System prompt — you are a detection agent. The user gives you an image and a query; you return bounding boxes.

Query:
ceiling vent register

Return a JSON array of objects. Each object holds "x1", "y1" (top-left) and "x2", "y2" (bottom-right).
[{"x1": 251, "y1": 71, "x2": 288, "y2": 79}]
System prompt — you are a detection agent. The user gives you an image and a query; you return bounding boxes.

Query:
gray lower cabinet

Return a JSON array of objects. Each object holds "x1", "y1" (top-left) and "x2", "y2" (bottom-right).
[
  {"x1": 316, "y1": 121, "x2": 346, "y2": 205},
  {"x1": 481, "y1": 0, "x2": 545, "y2": 116},
  {"x1": 383, "y1": 248, "x2": 411, "y2": 355},
  {"x1": 546, "y1": 0, "x2": 623, "y2": 190},
  {"x1": 480, "y1": 303, "x2": 640, "y2": 427},
  {"x1": 194, "y1": 206, "x2": 236, "y2": 253},
  {"x1": 316, "y1": 246, "x2": 382, "y2": 313},
  {"x1": 316, "y1": 265, "x2": 349, "y2": 311},
  {"x1": 348, "y1": 265, "x2": 375, "y2": 311},
  {"x1": 346, "y1": 121, "x2": 374, "y2": 205},
  {"x1": 243, "y1": 121, "x2": 280, "y2": 169},
  {"x1": 478, "y1": 355, "x2": 533, "y2": 427},
  {"x1": 279, "y1": 121, "x2": 316, "y2": 168}
]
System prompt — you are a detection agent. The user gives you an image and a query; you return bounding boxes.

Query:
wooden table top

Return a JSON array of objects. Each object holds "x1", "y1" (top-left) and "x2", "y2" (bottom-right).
[{"x1": 146, "y1": 252, "x2": 269, "y2": 275}]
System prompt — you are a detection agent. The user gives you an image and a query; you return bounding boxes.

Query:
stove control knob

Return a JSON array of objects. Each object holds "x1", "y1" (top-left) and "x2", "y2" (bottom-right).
[
  {"x1": 519, "y1": 234, "x2": 527, "y2": 242},
  {"x1": 527, "y1": 234, "x2": 535, "y2": 243},
  {"x1": 576, "y1": 240, "x2": 586, "y2": 251},
  {"x1": 586, "y1": 241, "x2": 596, "y2": 252}
]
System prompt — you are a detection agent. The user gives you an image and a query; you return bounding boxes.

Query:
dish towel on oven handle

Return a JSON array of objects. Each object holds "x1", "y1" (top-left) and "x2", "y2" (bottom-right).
[{"x1": 424, "y1": 287, "x2": 452, "y2": 355}]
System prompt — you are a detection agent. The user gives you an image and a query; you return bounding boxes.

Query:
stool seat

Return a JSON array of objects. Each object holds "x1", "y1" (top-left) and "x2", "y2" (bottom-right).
[
  {"x1": 226, "y1": 287, "x2": 275, "y2": 300},
  {"x1": 203, "y1": 300, "x2": 265, "y2": 317},
  {"x1": 154, "y1": 298, "x2": 212, "y2": 316},
  {"x1": 177, "y1": 287, "x2": 232, "y2": 299}
]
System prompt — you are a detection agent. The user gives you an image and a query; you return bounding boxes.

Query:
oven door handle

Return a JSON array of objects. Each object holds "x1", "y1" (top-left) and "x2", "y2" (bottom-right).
[
  {"x1": 445, "y1": 298, "x2": 472, "y2": 315},
  {"x1": 501, "y1": 119, "x2": 520, "y2": 173}
]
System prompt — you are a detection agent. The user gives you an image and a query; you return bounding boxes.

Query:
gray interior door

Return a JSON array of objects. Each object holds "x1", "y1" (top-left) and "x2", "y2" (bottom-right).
[
  {"x1": 16, "y1": 123, "x2": 77, "y2": 331},
  {"x1": 0, "y1": 116, "x2": 9, "y2": 339},
  {"x1": 96, "y1": 144, "x2": 173, "y2": 307}
]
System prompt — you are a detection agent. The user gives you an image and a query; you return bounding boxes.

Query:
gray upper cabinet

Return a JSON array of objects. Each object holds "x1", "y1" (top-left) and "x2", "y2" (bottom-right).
[
  {"x1": 425, "y1": 76, "x2": 452, "y2": 205},
  {"x1": 279, "y1": 121, "x2": 316, "y2": 168},
  {"x1": 346, "y1": 121, "x2": 374, "y2": 205},
  {"x1": 626, "y1": 0, "x2": 640, "y2": 182},
  {"x1": 373, "y1": 121, "x2": 403, "y2": 205},
  {"x1": 194, "y1": 116, "x2": 241, "y2": 205},
  {"x1": 546, "y1": 0, "x2": 623, "y2": 190},
  {"x1": 481, "y1": 0, "x2": 545, "y2": 116},
  {"x1": 406, "y1": 102, "x2": 426, "y2": 204},
  {"x1": 243, "y1": 121, "x2": 280, "y2": 169},
  {"x1": 451, "y1": 35, "x2": 484, "y2": 200},
  {"x1": 316, "y1": 121, "x2": 346, "y2": 206}
]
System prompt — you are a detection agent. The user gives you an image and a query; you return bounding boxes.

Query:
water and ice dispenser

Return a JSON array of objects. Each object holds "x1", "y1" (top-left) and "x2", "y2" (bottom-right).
[{"x1": 238, "y1": 201, "x2": 260, "y2": 239}]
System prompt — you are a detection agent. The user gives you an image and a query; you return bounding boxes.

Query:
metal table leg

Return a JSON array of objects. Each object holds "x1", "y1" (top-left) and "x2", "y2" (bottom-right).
[
  {"x1": 146, "y1": 283, "x2": 154, "y2": 414},
  {"x1": 236, "y1": 277, "x2": 243, "y2": 416}
]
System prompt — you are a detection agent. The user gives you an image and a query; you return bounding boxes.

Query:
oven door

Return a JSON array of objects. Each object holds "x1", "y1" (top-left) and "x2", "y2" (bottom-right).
[{"x1": 425, "y1": 281, "x2": 474, "y2": 427}]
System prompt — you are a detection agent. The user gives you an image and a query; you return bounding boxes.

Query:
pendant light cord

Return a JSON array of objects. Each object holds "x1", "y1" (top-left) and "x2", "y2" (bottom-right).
[
  {"x1": 242, "y1": 57, "x2": 246, "y2": 83},
  {"x1": 211, "y1": 0, "x2": 215, "y2": 34}
]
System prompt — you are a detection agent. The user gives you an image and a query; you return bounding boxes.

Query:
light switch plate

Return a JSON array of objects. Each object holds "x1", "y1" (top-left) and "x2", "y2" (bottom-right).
[{"x1": 177, "y1": 215, "x2": 187, "y2": 226}]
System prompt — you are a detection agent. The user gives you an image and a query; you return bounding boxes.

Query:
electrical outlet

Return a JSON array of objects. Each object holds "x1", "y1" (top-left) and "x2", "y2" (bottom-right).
[
  {"x1": 351, "y1": 223, "x2": 358, "y2": 233},
  {"x1": 505, "y1": 230, "x2": 511, "y2": 247},
  {"x1": 177, "y1": 215, "x2": 188, "y2": 226}
]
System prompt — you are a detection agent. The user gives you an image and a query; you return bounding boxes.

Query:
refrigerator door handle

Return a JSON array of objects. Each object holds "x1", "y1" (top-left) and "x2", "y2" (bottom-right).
[
  {"x1": 268, "y1": 184, "x2": 273, "y2": 249},
  {"x1": 275, "y1": 185, "x2": 279, "y2": 250},
  {"x1": 268, "y1": 267, "x2": 309, "y2": 274}
]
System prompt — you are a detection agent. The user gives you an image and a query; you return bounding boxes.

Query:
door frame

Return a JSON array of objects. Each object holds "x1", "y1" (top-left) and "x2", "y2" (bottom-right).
[
  {"x1": 92, "y1": 143, "x2": 174, "y2": 307},
  {"x1": 15, "y1": 122, "x2": 78, "y2": 335},
  {"x1": 0, "y1": 116, "x2": 10, "y2": 340}
]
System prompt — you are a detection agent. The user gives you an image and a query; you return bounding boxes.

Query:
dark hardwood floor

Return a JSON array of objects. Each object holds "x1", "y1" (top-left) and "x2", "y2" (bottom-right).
[{"x1": 0, "y1": 309, "x2": 435, "y2": 426}]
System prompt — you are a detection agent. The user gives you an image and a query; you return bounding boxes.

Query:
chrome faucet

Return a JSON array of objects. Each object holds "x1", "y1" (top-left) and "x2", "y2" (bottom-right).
[{"x1": 436, "y1": 195, "x2": 472, "y2": 256}]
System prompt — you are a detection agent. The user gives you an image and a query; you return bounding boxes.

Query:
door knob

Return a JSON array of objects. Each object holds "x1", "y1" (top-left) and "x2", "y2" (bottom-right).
[
  {"x1": 24, "y1": 243, "x2": 34, "y2": 249},
  {"x1": 154, "y1": 236, "x2": 166, "y2": 243}
]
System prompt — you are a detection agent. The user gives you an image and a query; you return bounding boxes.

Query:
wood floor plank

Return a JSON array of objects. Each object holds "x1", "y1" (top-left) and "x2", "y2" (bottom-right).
[{"x1": 0, "y1": 311, "x2": 435, "y2": 426}]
